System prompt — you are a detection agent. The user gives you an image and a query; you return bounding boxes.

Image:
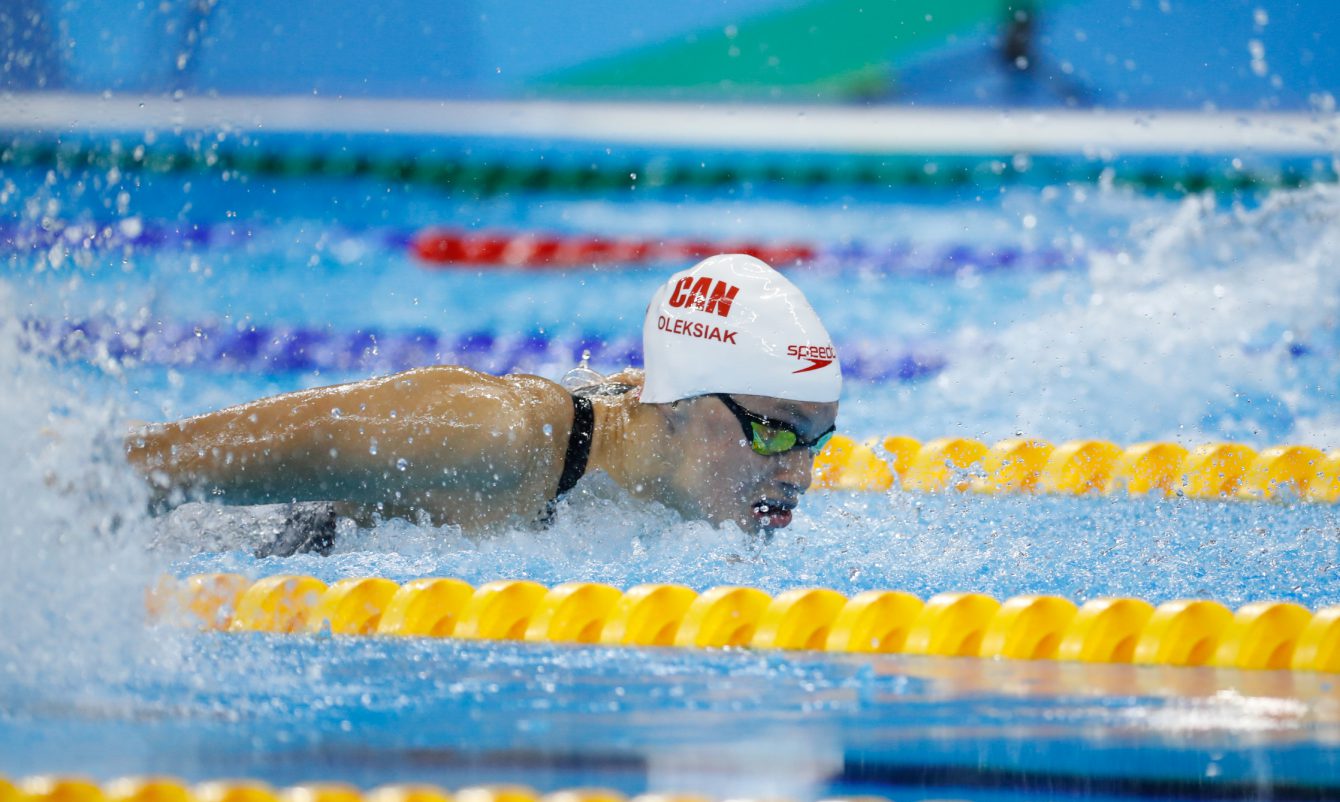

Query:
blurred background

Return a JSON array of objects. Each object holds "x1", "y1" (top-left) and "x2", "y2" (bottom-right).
[{"x1": 4, "y1": 0, "x2": 1339, "y2": 109}]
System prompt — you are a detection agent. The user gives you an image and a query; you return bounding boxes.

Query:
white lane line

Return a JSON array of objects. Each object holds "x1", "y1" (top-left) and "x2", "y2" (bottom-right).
[{"x1": 1, "y1": 93, "x2": 1337, "y2": 155}]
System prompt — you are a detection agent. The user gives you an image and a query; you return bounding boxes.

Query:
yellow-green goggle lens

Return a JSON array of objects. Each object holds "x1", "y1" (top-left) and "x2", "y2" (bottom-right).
[{"x1": 748, "y1": 422, "x2": 798, "y2": 456}]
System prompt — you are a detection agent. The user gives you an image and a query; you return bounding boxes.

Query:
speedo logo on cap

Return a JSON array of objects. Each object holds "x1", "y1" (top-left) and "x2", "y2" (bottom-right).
[
  {"x1": 787, "y1": 344, "x2": 836, "y2": 373},
  {"x1": 667, "y1": 277, "x2": 740, "y2": 318}
]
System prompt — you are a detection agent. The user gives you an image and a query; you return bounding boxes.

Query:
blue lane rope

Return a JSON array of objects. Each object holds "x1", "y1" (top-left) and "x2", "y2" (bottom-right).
[
  {"x1": 21, "y1": 312, "x2": 1327, "y2": 383},
  {"x1": 20, "y1": 317, "x2": 949, "y2": 383}
]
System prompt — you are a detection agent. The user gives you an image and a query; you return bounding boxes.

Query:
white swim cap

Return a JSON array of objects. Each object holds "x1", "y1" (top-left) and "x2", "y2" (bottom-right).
[{"x1": 641, "y1": 254, "x2": 841, "y2": 404}]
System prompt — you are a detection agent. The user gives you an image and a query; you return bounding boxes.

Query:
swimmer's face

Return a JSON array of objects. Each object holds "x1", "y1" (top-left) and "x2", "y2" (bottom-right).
[{"x1": 661, "y1": 394, "x2": 838, "y2": 534}]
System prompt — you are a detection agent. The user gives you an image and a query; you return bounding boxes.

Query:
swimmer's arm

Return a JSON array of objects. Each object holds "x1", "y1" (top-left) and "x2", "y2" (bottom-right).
[{"x1": 124, "y1": 366, "x2": 548, "y2": 509}]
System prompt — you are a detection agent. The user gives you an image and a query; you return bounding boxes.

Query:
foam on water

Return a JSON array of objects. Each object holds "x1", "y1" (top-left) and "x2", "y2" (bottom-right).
[
  {"x1": 162, "y1": 474, "x2": 1338, "y2": 611},
  {"x1": 875, "y1": 184, "x2": 1340, "y2": 444},
  {"x1": 0, "y1": 280, "x2": 167, "y2": 703}
]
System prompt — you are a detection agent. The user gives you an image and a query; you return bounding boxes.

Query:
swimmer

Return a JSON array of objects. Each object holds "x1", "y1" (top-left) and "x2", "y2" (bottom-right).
[{"x1": 125, "y1": 254, "x2": 840, "y2": 549}]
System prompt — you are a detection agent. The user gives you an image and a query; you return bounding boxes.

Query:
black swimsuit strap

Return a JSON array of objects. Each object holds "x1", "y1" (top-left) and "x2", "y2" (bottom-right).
[{"x1": 555, "y1": 393, "x2": 594, "y2": 498}]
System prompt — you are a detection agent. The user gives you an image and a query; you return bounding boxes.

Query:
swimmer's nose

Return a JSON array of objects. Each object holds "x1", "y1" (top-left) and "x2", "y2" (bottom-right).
[{"x1": 774, "y1": 447, "x2": 814, "y2": 493}]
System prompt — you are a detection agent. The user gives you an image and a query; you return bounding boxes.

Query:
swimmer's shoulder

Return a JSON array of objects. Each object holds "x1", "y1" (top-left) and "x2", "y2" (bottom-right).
[
  {"x1": 503, "y1": 372, "x2": 645, "y2": 409},
  {"x1": 387, "y1": 365, "x2": 571, "y2": 419},
  {"x1": 503, "y1": 372, "x2": 574, "y2": 415},
  {"x1": 386, "y1": 364, "x2": 634, "y2": 403},
  {"x1": 374, "y1": 365, "x2": 531, "y2": 402},
  {"x1": 385, "y1": 364, "x2": 511, "y2": 390}
]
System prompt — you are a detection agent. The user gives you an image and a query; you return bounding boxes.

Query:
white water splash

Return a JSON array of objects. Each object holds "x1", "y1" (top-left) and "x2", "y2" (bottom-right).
[
  {"x1": 0, "y1": 280, "x2": 169, "y2": 701},
  {"x1": 905, "y1": 184, "x2": 1340, "y2": 446}
]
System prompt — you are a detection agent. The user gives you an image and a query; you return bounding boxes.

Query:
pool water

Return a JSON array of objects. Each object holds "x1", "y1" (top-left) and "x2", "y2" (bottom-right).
[{"x1": 1, "y1": 149, "x2": 1339, "y2": 801}]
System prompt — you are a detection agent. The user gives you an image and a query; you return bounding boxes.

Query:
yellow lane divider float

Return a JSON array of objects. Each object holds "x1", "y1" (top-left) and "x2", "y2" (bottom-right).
[
  {"x1": 0, "y1": 777, "x2": 928, "y2": 802},
  {"x1": 813, "y1": 435, "x2": 1340, "y2": 501},
  {"x1": 148, "y1": 574, "x2": 1340, "y2": 673}
]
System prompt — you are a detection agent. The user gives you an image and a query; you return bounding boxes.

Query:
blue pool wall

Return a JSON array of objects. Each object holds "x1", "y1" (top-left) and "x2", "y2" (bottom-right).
[{"x1": 4, "y1": 0, "x2": 1338, "y2": 110}]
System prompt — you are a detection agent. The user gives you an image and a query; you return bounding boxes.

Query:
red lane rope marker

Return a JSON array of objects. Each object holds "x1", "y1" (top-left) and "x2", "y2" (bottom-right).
[{"x1": 412, "y1": 228, "x2": 816, "y2": 269}]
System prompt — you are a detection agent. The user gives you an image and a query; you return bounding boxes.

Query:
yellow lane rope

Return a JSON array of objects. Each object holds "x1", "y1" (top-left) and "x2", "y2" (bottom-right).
[
  {"x1": 813, "y1": 435, "x2": 1340, "y2": 501},
  {"x1": 0, "y1": 778, "x2": 886, "y2": 802},
  {"x1": 148, "y1": 574, "x2": 1340, "y2": 674}
]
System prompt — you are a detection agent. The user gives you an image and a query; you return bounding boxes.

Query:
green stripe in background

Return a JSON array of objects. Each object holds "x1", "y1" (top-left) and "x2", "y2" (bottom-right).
[{"x1": 536, "y1": 0, "x2": 1050, "y2": 100}]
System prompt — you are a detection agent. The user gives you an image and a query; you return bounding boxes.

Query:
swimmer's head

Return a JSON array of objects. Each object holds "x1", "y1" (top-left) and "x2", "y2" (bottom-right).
[
  {"x1": 641, "y1": 253, "x2": 841, "y2": 404},
  {"x1": 638, "y1": 255, "x2": 840, "y2": 534}
]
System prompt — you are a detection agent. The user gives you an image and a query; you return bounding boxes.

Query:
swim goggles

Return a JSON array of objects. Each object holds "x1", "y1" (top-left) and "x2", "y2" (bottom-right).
[{"x1": 713, "y1": 394, "x2": 836, "y2": 457}]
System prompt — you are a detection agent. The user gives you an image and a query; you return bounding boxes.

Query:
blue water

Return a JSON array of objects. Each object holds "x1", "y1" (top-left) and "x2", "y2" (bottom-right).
[{"x1": 2, "y1": 154, "x2": 1339, "y2": 801}]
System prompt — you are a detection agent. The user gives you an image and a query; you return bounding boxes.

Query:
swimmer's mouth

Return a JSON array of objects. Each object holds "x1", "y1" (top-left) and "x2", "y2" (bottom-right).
[{"x1": 751, "y1": 498, "x2": 796, "y2": 529}]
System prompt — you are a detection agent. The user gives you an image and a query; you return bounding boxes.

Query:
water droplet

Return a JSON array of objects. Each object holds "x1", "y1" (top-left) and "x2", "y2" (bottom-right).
[
  {"x1": 543, "y1": 423, "x2": 554, "y2": 436},
  {"x1": 396, "y1": 457, "x2": 409, "y2": 471},
  {"x1": 368, "y1": 438, "x2": 378, "y2": 456},
  {"x1": 330, "y1": 407, "x2": 342, "y2": 418}
]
